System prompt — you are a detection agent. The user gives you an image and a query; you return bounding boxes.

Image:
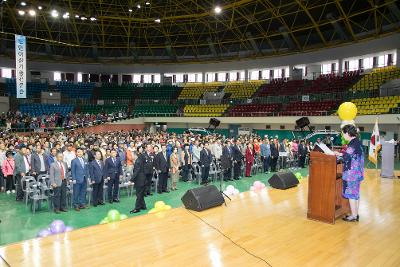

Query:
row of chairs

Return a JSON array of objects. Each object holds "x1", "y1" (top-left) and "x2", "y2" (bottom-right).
[{"x1": 19, "y1": 167, "x2": 137, "y2": 214}]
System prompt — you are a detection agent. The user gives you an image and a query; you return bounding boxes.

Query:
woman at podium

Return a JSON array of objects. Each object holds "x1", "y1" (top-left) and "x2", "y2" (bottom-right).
[{"x1": 336, "y1": 125, "x2": 364, "y2": 222}]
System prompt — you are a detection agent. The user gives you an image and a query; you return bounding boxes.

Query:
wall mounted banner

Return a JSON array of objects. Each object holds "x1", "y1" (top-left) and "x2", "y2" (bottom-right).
[{"x1": 15, "y1": 34, "x2": 27, "y2": 99}]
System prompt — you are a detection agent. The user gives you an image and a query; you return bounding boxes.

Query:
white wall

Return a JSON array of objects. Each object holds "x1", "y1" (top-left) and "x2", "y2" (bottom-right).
[{"x1": 0, "y1": 34, "x2": 399, "y2": 75}]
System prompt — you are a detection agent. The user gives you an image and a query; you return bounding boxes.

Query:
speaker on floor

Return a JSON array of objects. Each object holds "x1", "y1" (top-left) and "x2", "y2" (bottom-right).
[
  {"x1": 268, "y1": 172, "x2": 299, "y2": 190},
  {"x1": 295, "y1": 117, "x2": 310, "y2": 129},
  {"x1": 181, "y1": 185, "x2": 224, "y2": 212}
]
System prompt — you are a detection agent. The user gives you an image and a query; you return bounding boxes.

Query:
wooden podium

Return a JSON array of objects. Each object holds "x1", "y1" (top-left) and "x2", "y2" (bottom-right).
[{"x1": 307, "y1": 151, "x2": 350, "y2": 224}]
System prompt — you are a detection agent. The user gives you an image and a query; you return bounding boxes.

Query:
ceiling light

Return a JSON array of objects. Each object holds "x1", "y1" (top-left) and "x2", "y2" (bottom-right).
[
  {"x1": 214, "y1": 6, "x2": 222, "y2": 14},
  {"x1": 51, "y1": 10, "x2": 59, "y2": 18},
  {"x1": 75, "y1": 14, "x2": 79, "y2": 18},
  {"x1": 81, "y1": 16, "x2": 87, "y2": 20},
  {"x1": 62, "y1": 13, "x2": 69, "y2": 19},
  {"x1": 18, "y1": 10, "x2": 25, "y2": 16},
  {"x1": 38, "y1": 6, "x2": 42, "y2": 10},
  {"x1": 128, "y1": 8, "x2": 133, "y2": 12},
  {"x1": 154, "y1": 18, "x2": 160, "y2": 23},
  {"x1": 20, "y1": 2, "x2": 26, "y2": 6},
  {"x1": 90, "y1": 17, "x2": 96, "y2": 21},
  {"x1": 137, "y1": 4, "x2": 141, "y2": 9},
  {"x1": 28, "y1": 9, "x2": 36, "y2": 16},
  {"x1": 145, "y1": 2, "x2": 150, "y2": 5}
]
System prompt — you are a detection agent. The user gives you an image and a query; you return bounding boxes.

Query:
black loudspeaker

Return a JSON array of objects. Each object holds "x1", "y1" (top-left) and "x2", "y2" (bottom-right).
[
  {"x1": 209, "y1": 118, "x2": 221, "y2": 128},
  {"x1": 181, "y1": 185, "x2": 224, "y2": 211},
  {"x1": 268, "y1": 172, "x2": 299, "y2": 190},
  {"x1": 295, "y1": 117, "x2": 310, "y2": 129}
]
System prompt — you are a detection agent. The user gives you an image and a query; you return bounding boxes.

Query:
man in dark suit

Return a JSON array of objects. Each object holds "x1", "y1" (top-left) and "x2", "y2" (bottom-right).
[
  {"x1": 47, "y1": 147, "x2": 57, "y2": 167},
  {"x1": 270, "y1": 138, "x2": 280, "y2": 172},
  {"x1": 71, "y1": 148, "x2": 89, "y2": 211},
  {"x1": 154, "y1": 144, "x2": 169, "y2": 193},
  {"x1": 31, "y1": 145, "x2": 49, "y2": 177},
  {"x1": 104, "y1": 149, "x2": 123, "y2": 203},
  {"x1": 298, "y1": 140, "x2": 307, "y2": 168},
  {"x1": 231, "y1": 139, "x2": 244, "y2": 180},
  {"x1": 89, "y1": 150, "x2": 105, "y2": 207},
  {"x1": 143, "y1": 144, "x2": 155, "y2": 196},
  {"x1": 130, "y1": 147, "x2": 147, "y2": 213},
  {"x1": 200, "y1": 142, "x2": 213, "y2": 185},
  {"x1": 221, "y1": 141, "x2": 233, "y2": 181}
]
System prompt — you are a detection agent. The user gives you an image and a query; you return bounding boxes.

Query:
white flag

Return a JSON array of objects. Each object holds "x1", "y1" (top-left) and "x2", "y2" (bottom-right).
[
  {"x1": 15, "y1": 34, "x2": 27, "y2": 99},
  {"x1": 368, "y1": 118, "x2": 380, "y2": 165}
]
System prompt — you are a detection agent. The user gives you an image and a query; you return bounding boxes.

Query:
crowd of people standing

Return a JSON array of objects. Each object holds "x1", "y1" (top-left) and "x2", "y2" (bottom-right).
[{"x1": 0, "y1": 129, "x2": 314, "y2": 214}]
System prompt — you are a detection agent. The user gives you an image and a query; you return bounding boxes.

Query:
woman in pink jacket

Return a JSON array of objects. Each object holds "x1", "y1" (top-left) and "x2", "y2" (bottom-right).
[{"x1": 2, "y1": 151, "x2": 15, "y2": 194}]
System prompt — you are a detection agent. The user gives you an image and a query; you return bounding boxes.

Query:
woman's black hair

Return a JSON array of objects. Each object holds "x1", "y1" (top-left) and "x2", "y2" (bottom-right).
[
  {"x1": 342, "y1": 124, "x2": 358, "y2": 137},
  {"x1": 6, "y1": 150, "x2": 13, "y2": 157}
]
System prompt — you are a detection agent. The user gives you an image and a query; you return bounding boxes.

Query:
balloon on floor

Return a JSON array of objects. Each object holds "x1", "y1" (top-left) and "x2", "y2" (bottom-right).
[
  {"x1": 36, "y1": 220, "x2": 74, "y2": 238},
  {"x1": 223, "y1": 185, "x2": 239, "y2": 196},
  {"x1": 250, "y1": 181, "x2": 266, "y2": 192},
  {"x1": 148, "y1": 201, "x2": 172, "y2": 214},
  {"x1": 99, "y1": 209, "x2": 129, "y2": 224}
]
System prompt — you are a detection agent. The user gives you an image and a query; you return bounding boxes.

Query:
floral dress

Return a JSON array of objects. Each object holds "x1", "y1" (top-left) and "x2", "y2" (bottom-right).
[{"x1": 342, "y1": 138, "x2": 364, "y2": 200}]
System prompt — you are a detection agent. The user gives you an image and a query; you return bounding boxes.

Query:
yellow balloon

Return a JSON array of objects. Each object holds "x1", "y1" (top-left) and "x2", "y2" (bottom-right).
[
  {"x1": 337, "y1": 102, "x2": 357, "y2": 121},
  {"x1": 163, "y1": 205, "x2": 172, "y2": 210},
  {"x1": 154, "y1": 201, "x2": 166, "y2": 210},
  {"x1": 148, "y1": 208, "x2": 158, "y2": 214}
]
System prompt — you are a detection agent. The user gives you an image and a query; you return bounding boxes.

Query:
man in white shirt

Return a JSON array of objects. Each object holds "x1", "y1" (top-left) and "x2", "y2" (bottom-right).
[
  {"x1": 211, "y1": 139, "x2": 223, "y2": 160},
  {"x1": 63, "y1": 144, "x2": 76, "y2": 169},
  {"x1": 191, "y1": 140, "x2": 202, "y2": 164}
]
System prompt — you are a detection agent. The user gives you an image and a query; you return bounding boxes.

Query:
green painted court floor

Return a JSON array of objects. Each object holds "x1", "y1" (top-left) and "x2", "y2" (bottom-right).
[
  {"x1": 0, "y1": 168, "x2": 310, "y2": 246},
  {"x1": 1, "y1": 156, "x2": 399, "y2": 247}
]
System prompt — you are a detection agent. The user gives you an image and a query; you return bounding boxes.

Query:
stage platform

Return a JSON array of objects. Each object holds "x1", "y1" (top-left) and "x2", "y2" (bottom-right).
[{"x1": 1, "y1": 169, "x2": 399, "y2": 267}]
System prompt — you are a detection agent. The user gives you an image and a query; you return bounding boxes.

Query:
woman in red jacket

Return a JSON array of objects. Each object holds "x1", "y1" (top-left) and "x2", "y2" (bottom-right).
[{"x1": 245, "y1": 143, "x2": 254, "y2": 177}]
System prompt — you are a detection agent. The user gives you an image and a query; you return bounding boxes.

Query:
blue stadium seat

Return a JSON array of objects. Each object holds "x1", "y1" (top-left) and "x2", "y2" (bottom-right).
[
  {"x1": 56, "y1": 81, "x2": 94, "y2": 99},
  {"x1": 6, "y1": 79, "x2": 48, "y2": 97},
  {"x1": 19, "y1": 104, "x2": 75, "y2": 116}
]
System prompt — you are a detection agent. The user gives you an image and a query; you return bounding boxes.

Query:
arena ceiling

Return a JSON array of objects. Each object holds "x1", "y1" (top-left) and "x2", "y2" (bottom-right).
[{"x1": 0, "y1": 0, "x2": 400, "y2": 63}]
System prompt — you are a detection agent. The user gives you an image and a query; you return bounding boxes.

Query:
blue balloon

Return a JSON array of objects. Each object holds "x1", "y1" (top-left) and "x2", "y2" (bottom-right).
[
  {"x1": 50, "y1": 220, "x2": 66, "y2": 234},
  {"x1": 37, "y1": 229, "x2": 52, "y2": 238}
]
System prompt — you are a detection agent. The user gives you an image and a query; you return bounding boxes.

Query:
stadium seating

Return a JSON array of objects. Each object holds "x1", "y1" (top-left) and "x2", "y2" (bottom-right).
[
  {"x1": 6, "y1": 79, "x2": 48, "y2": 97},
  {"x1": 183, "y1": 104, "x2": 229, "y2": 117},
  {"x1": 228, "y1": 103, "x2": 281, "y2": 116},
  {"x1": 98, "y1": 83, "x2": 137, "y2": 99},
  {"x1": 305, "y1": 71, "x2": 360, "y2": 94},
  {"x1": 351, "y1": 66, "x2": 400, "y2": 91},
  {"x1": 280, "y1": 101, "x2": 338, "y2": 116},
  {"x1": 178, "y1": 82, "x2": 224, "y2": 99},
  {"x1": 257, "y1": 79, "x2": 307, "y2": 97},
  {"x1": 56, "y1": 81, "x2": 94, "y2": 99},
  {"x1": 223, "y1": 81, "x2": 264, "y2": 99},
  {"x1": 19, "y1": 104, "x2": 74, "y2": 116},
  {"x1": 79, "y1": 104, "x2": 128, "y2": 114},
  {"x1": 352, "y1": 95, "x2": 400, "y2": 115},
  {"x1": 132, "y1": 104, "x2": 179, "y2": 116},
  {"x1": 256, "y1": 71, "x2": 360, "y2": 97},
  {"x1": 140, "y1": 84, "x2": 181, "y2": 99}
]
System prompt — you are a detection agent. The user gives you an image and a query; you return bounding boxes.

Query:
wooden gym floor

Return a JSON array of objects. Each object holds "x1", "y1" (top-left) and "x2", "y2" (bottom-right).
[{"x1": 0, "y1": 169, "x2": 399, "y2": 267}]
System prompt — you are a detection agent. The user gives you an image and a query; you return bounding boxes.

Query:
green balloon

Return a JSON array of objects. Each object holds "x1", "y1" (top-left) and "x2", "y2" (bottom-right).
[
  {"x1": 107, "y1": 209, "x2": 121, "y2": 222},
  {"x1": 99, "y1": 218, "x2": 108, "y2": 224},
  {"x1": 295, "y1": 172, "x2": 302, "y2": 179},
  {"x1": 120, "y1": 214, "x2": 128, "y2": 220}
]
